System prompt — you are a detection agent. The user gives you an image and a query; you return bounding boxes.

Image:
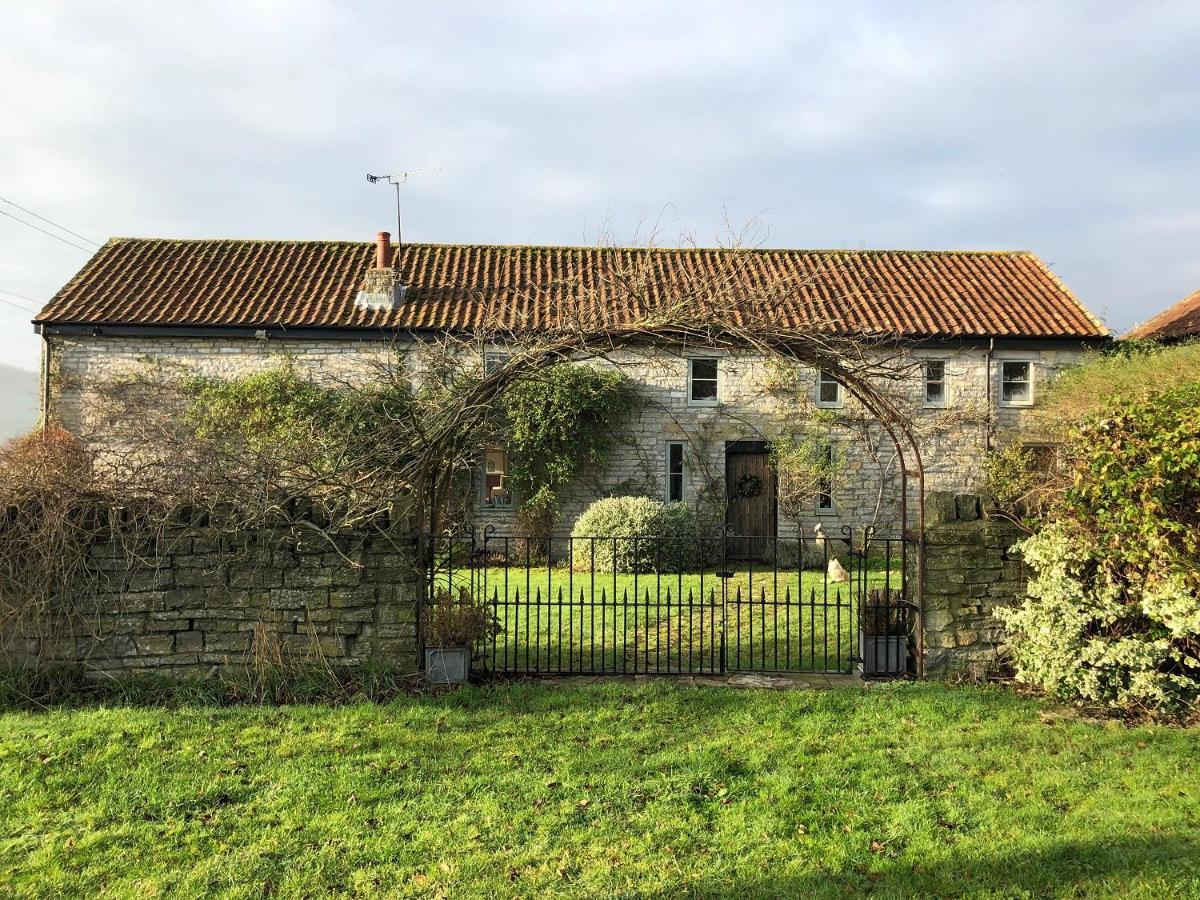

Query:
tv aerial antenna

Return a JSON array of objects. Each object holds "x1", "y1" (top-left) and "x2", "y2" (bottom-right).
[{"x1": 366, "y1": 168, "x2": 441, "y2": 248}]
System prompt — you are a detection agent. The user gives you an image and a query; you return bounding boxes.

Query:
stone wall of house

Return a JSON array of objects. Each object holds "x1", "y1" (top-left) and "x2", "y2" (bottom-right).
[
  {"x1": 2, "y1": 518, "x2": 420, "y2": 678},
  {"x1": 46, "y1": 332, "x2": 1090, "y2": 542},
  {"x1": 921, "y1": 491, "x2": 1029, "y2": 674}
]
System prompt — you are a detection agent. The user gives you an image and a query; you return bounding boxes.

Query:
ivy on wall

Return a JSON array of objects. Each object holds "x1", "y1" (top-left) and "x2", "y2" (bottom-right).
[{"x1": 500, "y1": 364, "x2": 638, "y2": 538}]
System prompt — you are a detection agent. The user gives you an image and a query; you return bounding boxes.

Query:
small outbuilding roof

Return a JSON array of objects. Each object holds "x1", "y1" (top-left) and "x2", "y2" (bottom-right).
[{"x1": 1126, "y1": 288, "x2": 1200, "y2": 341}]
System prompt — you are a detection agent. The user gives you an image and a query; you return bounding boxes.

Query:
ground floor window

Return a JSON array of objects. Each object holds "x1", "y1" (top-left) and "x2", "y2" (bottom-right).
[
  {"x1": 1026, "y1": 443, "x2": 1059, "y2": 473},
  {"x1": 816, "y1": 444, "x2": 835, "y2": 511},
  {"x1": 666, "y1": 441, "x2": 685, "y2": 502},
  {"x1": 483, "y1": 351, "x2": 511, "y2": 374},
  {"x1": 482, "y1": 449, "x2": 511, "y2": 507}
]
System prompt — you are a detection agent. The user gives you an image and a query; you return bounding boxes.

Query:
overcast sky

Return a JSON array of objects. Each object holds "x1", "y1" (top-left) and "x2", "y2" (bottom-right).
[{"x1": 2, "y1": 1, "x2": 1199, "y2": 372}]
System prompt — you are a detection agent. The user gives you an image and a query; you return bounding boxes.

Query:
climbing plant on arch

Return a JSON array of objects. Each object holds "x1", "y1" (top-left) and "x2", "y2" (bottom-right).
[{"x1": 396, "y1": 247, "x2": 930, "y2": 670}]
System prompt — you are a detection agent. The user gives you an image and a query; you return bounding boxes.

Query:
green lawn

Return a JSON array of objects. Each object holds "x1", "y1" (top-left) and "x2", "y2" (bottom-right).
[
  {"x1": 437, "y1": 565, "x2": 905, "y2": 674},
  {"x1": 2, "y1": 682, "x2": 1198, "y2": 898}
]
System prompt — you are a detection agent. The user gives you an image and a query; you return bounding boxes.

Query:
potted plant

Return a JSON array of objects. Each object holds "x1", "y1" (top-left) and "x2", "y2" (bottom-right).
[
  {"x1": 424, "y1": 586, "x2": 499, "y2": 685},
  {"x1": 858, "y1": 588, "x2": 912, "y2": 676}
]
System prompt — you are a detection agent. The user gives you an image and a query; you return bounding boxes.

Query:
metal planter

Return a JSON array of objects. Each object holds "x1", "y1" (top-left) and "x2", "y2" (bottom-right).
[
  {"x1": 858, "y1": 634, "x2": 908, "y2": 676},
  {"x1": 425, "y1": 646, "x2": 471, "y2": 684}
]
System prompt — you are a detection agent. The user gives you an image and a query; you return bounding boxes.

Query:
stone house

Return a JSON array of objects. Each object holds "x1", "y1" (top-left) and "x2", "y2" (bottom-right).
[{"x1": 34, "y1": 234, "x2": 1109, "y2": 542}]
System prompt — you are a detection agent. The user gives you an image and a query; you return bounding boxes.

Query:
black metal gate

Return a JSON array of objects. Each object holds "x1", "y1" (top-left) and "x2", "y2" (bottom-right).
[{"x1": 424, "y1": 526, "x2": 916, "y2": 676}]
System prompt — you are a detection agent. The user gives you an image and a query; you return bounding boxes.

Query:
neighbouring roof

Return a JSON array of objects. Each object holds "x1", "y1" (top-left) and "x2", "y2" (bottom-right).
[
  {"x1": 35, "y1": 238, "x2": 1109, "y2": 340},
  {"x1": 1125, "y1": 288, "x2": 1200, "y2": 341}
]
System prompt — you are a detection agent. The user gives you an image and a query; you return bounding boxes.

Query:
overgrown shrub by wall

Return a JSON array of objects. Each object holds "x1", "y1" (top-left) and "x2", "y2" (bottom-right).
[{"x1": 996, "y1": 382, "x2": 1200, "y2": 717}]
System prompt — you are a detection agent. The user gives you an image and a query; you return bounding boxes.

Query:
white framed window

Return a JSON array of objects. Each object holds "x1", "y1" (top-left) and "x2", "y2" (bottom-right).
[
  {"x1": 816, "y1": 370, "x2": 843, "y2": 408},
  {"x1": 481, "y1": 449, "x2": 512, "y2": 507},
  {"x1": 688, "y1": 358, "x2": 719, "y2": 405},
  {"x1": 1000, "y1": 360, "x2": 1034, "y2": 406},
  {"x1": 923, "y1": 360, "x2": 947, "y2": 408},
  {"x1": 816, "y1": 444, "x2": 835, "y2": 513},
  {"x1": 483, "y1": 351, "x2": 510, "y2": 374},
  {"x1": 665, "y1": 441, "x2": 685, "y2": 503}
]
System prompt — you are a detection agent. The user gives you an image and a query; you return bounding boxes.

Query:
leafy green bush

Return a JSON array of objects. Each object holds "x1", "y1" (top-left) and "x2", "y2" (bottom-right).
[
  {"x1": 570, "y1": 496, "x2": 700, "y2": 573},
  {"x1": 982, "y1": 442, "x2": 1060, "y2": 521},
  {"x1": 997, "y1": 383, "x2": 1200, "y2": 716}
]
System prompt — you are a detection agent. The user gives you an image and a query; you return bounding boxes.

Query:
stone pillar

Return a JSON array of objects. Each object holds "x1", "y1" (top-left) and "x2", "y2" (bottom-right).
[{"x1": 922, "y1": 492, "x2": 1029, "y2": 675}]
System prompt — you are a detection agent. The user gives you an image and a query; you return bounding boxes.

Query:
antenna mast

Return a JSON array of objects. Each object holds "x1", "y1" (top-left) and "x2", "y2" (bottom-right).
[{"x1": 366, "y1": 168, "x2": 440, "y2": 249}]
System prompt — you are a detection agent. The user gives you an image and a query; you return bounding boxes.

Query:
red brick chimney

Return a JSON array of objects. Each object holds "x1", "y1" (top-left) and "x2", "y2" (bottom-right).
[{"x1": 375, "y1": 231, "x2": 393, "y2": 269}]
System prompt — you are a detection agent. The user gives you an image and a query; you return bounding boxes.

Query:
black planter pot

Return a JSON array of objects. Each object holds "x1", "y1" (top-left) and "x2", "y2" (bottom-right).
[{"x1": 858, "y1": 634, "x2": 908, "y2": 676}]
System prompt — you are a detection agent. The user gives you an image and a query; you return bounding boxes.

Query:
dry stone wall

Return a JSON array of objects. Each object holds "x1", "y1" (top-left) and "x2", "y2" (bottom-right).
[
  {"x1": 3, "y1": 521, "x2": 419, "y2": 678},
  {"x1": 921, "y1": 492, "x2": 1029, "y2": 674}
]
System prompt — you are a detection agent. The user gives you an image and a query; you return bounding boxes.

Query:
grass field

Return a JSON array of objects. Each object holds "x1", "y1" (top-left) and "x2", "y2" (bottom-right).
[
  {"x1": 2, "y1": 682, "x2": 1197, "y2": 898},
  {"x1": 436, "y1": 564, "x2": 906, "y2": 674}
]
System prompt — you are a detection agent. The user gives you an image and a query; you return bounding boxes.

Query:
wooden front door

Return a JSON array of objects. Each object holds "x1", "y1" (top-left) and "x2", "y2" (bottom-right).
[{"x1": 725, "y1": 441, "x2": 777, "y2": 559}]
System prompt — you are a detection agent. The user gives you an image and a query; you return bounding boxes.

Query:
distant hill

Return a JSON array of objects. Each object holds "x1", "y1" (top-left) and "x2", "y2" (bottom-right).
[{"x1": 0, "y1": 363, "x2": 39, "y2": 441}]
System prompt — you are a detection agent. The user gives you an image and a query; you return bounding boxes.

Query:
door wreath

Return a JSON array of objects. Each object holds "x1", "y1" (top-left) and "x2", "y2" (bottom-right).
[{"x1": 735, "y1": 473, "x2": 763, "y2": 498}]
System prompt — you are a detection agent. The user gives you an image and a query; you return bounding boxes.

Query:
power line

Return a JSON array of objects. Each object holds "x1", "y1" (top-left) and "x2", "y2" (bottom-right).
[
  {"x1": 0, "y1": 286, "x2": 43, "y2": 307},
  {"x1": 0, "y1": 294, "x2": 39, "y2": 315},
  {"x1": 0, "y1": 288, "x2": 42, "y2": 315},
  {"x1": 0, "y1": 194, "x2": 100, "y2": 247},
  {"x1": 0, "y1": 208, "x2": 95, "y2": 253}
]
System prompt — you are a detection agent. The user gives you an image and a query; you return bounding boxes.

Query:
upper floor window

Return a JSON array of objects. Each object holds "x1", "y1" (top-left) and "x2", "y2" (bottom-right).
[
  {"x1": 482, "y1": 449, "x2": 511, "y2": 507},
  {"x1": 688, "y1": 358, "x2": 719, "y2": 405},
  {"x1": 1000, "y1": 360, "x2": 1034, "y2": 406},
  {"x1": 923, "y1": 361, "x2": 947, "y2": 407},
  {"x1": 816, "y1": 370, "x2": 843, "y2": 408},
  {"x1": 665, "y1": 441, "x2": 685, "y2": 503}
]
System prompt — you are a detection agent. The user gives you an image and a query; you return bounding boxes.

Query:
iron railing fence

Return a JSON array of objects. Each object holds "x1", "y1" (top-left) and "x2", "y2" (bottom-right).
[{"x1": 424, "y1": 526, "x2": 917, "y2": 677}]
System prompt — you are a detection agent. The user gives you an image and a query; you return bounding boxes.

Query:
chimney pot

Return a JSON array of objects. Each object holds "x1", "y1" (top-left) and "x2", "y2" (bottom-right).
[{"x1": 375, "y1": 231, "x2": 392, "y2": 269}]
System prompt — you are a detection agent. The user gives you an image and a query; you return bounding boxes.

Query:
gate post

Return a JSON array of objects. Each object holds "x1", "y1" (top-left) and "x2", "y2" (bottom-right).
[{"x1": 920, "y1": 492, "x2": 1029, "y2": 676}]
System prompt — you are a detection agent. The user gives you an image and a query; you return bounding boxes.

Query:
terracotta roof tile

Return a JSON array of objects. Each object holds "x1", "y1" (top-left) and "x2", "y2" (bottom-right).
[
  {"x1": 1126, "y1": 288, "x2": 1200, "y2": 341},
  {"x1": 35, "y1": 238, "x2": 1109, "y2": 339}
]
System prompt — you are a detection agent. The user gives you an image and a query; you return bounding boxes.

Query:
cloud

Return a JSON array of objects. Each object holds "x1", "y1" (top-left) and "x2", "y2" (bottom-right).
[{"x1": 1, "y1": 0, "x2": 1199, "y2": 370}]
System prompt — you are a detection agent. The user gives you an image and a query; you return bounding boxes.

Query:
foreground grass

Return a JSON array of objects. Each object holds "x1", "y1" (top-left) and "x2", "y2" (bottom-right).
[{"x1": 1, "y1": 683, "x2": 1197, "y2": 898}]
